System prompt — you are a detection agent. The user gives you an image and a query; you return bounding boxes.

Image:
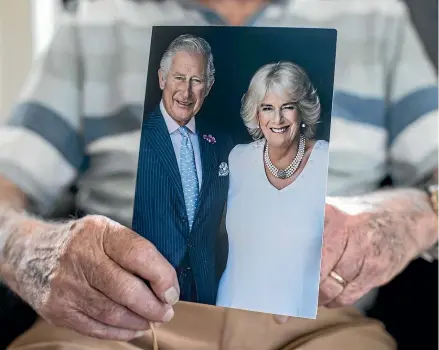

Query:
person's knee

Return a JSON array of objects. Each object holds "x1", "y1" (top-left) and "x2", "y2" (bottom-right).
[
  {"x1": 7, "y1": 317, "x2": 134, "y2": 350},
  {"x1": 305, "y1": 307, "x2": 397, "y2": 350}
]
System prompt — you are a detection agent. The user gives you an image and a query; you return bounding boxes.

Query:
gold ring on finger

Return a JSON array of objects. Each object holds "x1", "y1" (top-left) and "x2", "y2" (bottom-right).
[{"x1": 330, "y1": 271, "x2": 347, "y2": 287}]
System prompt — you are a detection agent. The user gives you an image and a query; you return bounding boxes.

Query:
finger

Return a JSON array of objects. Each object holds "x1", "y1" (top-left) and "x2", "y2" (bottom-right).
[
  {"x1": 85, "y1": 254, "x2": 175, "y2": 323},
  {"x1": 329, "y1": 255, "x2": 372, "y2": 307},
  {"x1": 325, "y1": 234, "x2": 369, "y2": 308},
  {"x1": 318, "y1": 275, "x2": 344, "y2": 306},
  {"x1": 319, "y1": 205, "x2": 349, "y2": 280},
  {"x1": 78, "y1": 286, "x2": 152, "y2": 331},
  {"x1": 273, "y1": 314, "x2": 290, "y2": 324},
  {"x1": 330, "y1": 225, "x2": 367, "y2": 283},
  {"x1": 103, "y1": 220, "x2": 180, "y2": 305},
  {"x1": 61, "y1": 310, "x2": 149, "y2": 341},
  {"x1": 327, "y1": 280, "x2": 368, "y2": 308}
]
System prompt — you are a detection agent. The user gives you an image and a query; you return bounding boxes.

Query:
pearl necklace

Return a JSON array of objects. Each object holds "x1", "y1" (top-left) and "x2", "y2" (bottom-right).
[{"x1": 264, "y1": 134, "x2": 306, "y2": 179}]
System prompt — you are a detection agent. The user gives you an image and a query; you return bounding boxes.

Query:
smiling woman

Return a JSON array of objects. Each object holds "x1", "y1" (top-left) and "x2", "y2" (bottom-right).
[
  {"x1": 241, "y1": 61, "x2": 323, "y2": 187},
  {"x1": 216, "y1": 61, "x2": 330, "y2": 319},
  {"x1": 241, "y1": 62, "x2": 321, "y2": 143}
]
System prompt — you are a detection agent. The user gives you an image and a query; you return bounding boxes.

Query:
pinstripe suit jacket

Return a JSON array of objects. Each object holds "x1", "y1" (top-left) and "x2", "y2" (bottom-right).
[{"x1": 132, "y1": 106, "x2": 233, "y2": 305}]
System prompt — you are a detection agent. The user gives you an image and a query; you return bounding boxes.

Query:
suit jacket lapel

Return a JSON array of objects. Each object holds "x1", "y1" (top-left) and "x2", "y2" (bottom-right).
[{"x1": 142, "y1": 108, "x2": 185, "y2": 207}]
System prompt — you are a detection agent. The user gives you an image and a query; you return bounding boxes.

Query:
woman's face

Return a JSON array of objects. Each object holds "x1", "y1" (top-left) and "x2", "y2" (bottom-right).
[{"x1": 257, "y1": 91, "x2": 301, "y2": 148}]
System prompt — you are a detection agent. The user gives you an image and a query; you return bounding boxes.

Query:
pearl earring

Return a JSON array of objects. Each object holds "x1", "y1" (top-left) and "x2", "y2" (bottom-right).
[{"x1": 301, "y1": 123, "x2": 306, "y2": 128}]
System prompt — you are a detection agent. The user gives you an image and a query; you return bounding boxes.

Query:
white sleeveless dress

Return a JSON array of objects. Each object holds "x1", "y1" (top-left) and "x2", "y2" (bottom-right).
[{"x1": 216, "y1": 139, "x2": 329, "y2": 319}]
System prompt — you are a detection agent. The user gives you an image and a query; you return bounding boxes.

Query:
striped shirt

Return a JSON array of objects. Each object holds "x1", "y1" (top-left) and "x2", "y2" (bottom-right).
[{"x1": 0, "y1": 0, "x2": 437, "y2": 225}]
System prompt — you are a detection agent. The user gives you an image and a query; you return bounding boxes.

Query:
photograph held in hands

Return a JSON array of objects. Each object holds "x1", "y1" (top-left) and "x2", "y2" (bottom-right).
[{"x1": 132, "y1": 26, "x2": 336, "y2": 319}]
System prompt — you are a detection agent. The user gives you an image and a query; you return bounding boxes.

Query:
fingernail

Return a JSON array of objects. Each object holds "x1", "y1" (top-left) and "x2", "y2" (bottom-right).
[
  {"x1": 162, "y1": 307, "x2": 175, "y2": 322},
  {"x1": 134, "y1": 330, "x2": 146, "y2": 338},
  {"x1": 164, "y1": 287, "x2": 179, "y2": 305}
]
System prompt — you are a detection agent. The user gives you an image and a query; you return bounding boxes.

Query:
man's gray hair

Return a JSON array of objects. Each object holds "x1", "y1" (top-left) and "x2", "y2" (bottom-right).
[
  {"x1": 241, "y1": 61, "x2": 321, "y2": 140},
  {"x1": 160, "y1": 34, "x2": 215, "y2": 87}
]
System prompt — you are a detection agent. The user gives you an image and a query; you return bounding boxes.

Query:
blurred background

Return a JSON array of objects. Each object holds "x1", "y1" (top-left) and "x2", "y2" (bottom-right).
[
  {"x1": 0, "y1": 0, "x2": 437, "y2": 125},
  {"x1": 0, "y1": 0, "x2": 67, "y2": 125},
  {"x1": 0, "y1": 0, "x2": 437, "y2": 349}
]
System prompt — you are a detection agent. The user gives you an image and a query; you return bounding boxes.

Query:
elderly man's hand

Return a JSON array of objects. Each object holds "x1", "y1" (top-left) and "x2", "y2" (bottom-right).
[
  {"x1": 273, "y1": 189, "x2": 437, "y2": 324},
  {"x1": 0, "y1": 214, "x2": 179, "y2": 340},
  {"x1": 319, "y1": 190, "x2": 437, "y2": 308}
]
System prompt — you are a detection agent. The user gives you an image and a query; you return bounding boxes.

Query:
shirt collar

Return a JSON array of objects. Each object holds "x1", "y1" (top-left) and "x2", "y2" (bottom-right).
[{"x1": 160, "y1": 99, "x2": 196, "y2": 135}]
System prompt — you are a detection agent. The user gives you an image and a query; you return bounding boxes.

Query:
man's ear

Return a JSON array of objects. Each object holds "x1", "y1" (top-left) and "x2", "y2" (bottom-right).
[
  {"x1": 158, "y1": 69, "x2": 166, "y2": 90},
  {"x1": 205, "y1": 78, "x2": 215, "y2": 97}
]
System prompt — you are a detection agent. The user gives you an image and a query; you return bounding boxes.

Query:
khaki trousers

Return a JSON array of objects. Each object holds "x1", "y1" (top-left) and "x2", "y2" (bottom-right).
[{"x1": 8, "y1": 302, "x2": 396, "y2": 350}]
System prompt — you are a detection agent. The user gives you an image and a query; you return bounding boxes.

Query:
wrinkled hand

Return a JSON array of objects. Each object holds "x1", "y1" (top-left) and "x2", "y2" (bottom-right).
[
  {"x1": 274, "y1": 190, "x2": 437, "y2": 324},
  {"x1": 318, "y1": 196, "x2": 435, "y2": 308},
  {"x1": 0, "y1": 215, "x2": 179, "y2": 340}
]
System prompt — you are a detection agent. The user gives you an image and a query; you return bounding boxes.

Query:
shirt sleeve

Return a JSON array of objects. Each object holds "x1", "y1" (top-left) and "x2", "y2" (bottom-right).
[
  {"x1": 387, "y1": 7, "x2": 438, "y2": 186},
  {"x1": 0, "y1": 16, "x2": 84, "y2": 216}
]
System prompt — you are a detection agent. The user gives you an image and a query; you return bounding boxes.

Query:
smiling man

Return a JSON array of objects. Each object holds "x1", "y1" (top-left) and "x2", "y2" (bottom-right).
[
  {"x1": 158, "y1": 46, "x2": 211, "y2": 125},
  {"x1": 132, "y1": 34, "x2": 233, "y2": 306}
]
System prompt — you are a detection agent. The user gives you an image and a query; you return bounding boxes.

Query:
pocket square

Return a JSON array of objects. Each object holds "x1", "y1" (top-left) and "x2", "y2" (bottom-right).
[{"x1": 218, "y1": 162, "x2": 229, "y2": 176}]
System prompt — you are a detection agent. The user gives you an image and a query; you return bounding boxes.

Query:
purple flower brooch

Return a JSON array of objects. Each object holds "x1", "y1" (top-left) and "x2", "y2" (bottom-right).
[{"x1": 203, "y1": 134, "x2": 216, "y2": 144}]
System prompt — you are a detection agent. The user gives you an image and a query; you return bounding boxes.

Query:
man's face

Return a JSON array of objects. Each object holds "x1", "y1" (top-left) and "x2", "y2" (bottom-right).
[{"x1": 159, "y1": 51, "x2": 212, "y2": 126}]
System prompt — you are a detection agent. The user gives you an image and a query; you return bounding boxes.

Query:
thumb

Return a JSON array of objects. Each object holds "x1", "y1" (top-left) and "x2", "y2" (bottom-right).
[{"x1": 273, "y1": 314, "x2": 289, "y2": 324}]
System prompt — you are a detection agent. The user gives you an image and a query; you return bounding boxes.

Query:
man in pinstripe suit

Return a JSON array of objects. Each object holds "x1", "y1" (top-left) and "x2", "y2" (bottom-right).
[{"x1": 132, "y1": 34, "x2": 233, "y2": 306}]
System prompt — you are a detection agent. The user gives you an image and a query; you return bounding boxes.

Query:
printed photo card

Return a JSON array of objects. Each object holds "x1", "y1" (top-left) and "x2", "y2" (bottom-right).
[{"x1": 132, "y1": 26, "x2": 336, "y2": 319}]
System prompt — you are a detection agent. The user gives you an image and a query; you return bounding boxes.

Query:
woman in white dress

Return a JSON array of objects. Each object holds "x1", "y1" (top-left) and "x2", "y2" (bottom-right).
[{"x1": 216, "y1": 61, "x2": 329, "y2": 319}]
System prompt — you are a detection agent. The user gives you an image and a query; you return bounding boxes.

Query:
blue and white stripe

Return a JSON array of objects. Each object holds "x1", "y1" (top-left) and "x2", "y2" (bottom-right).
[{"x1": 0, "y1": 0, "x2": 436, "y2": 222}]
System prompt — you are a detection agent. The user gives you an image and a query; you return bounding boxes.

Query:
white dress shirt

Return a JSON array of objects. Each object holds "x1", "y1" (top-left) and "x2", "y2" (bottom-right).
[{"x1": 160, "y1": 100, "x2": 203, "y2": 189}]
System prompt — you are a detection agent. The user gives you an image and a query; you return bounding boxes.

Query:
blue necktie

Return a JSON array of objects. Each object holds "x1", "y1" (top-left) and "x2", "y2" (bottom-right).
[{"x1": 178, "y1": 126, "x2": 199, "y2": 229}]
